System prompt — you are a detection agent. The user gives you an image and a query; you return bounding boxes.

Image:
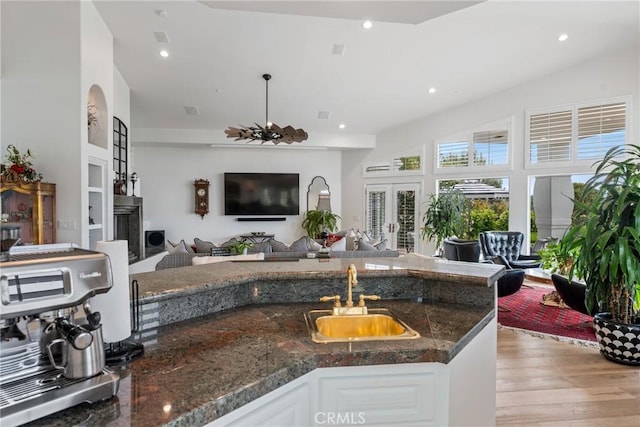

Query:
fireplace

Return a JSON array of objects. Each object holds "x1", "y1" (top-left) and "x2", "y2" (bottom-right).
[{"x1": 114, "y1": 195, "x2": 144, "y2": 263}]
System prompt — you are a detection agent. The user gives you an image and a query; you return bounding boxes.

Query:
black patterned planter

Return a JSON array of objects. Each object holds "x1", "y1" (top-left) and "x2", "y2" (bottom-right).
[{"x1": 593, "y1": 313, "x2": 640, "y2": 366}]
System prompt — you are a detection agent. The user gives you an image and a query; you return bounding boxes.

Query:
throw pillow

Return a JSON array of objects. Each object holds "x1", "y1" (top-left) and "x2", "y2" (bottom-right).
[
  {"x1": 375, "y1": 239, "x2": 388, "y2": 251},
  {"x1": 248, "y1": 241, "x2": 272, "y2": 254},
  {"x1": 194, "y1": 238, "x2": 215, "y2": 254},
  {"x1": 307, "y1": 237, "x2": 323, "y2": 252},
  {"x1": 168, "y1": 239, "x2": 194, "y2": 255},
  {"x1": 269, "y1": 237, "x2": 309, "y2": 253},
  {"x1": 290, "y1": 236, "x2": 310, "y2": 252},
  {"x1": 219, "y1": 238, "x2": 238, "y2": 248},
  {"x1": 326, "y1": 233, "x2": 342, "y2": 246},
  {"x1": 356, "y1": 238, "x2": 377, "y2": 251},
  {"x1": 330, "y1": 236, "x2": 347, "y2": 252},
  {"x1": 270, "y1": 239, "x2": 292, "y2": 252}
]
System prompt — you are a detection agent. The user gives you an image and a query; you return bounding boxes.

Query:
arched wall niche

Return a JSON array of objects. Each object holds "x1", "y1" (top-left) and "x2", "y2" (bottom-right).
[{"x1": 87, "y1": 84, "x2": 108, "y2": 148}]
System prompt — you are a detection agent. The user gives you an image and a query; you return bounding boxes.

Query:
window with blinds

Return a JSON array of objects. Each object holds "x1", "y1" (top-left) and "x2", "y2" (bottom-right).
[
  {"x1": 395, "y1": 190, "x2": 416, "y2": 252},
  {"x1": 436, "y1": 123, "x2": 510, "y2": 169},
  {"x1": 363, "y1": 152, "x2": 422, "y2": 176},
  {"x1": 473, "y1": 130, "x2": 509, "y2": 166},
  {"x1": 577, "y1": 102, "x2": 626, "y2": 160},
  {"x1": 437, "y1": 141, "x2": 469, "y2": 168},
  {"x1": 529, "y1": 110, "x2": 572, "y2": 163},
  {"x1": 527, "y1": 99, "x2": 627, "y2": 166},
  {"x1": 393, "y1": 155, "x2": 421, "y2": 171},
  {"x1": 366, "y1": 191, "x2": 386, "y2": 240}
]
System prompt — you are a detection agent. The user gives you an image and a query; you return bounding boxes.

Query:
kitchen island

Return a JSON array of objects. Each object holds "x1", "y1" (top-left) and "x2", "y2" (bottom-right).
[{"x1": 25, "y1": 255, "x2": 503, "y2": 427}]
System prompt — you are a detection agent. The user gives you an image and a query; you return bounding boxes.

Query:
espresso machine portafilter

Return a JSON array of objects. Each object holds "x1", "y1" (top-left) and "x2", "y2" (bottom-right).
[{"x1": 0, "y1": 245, "x2": 120, "y2": 426}]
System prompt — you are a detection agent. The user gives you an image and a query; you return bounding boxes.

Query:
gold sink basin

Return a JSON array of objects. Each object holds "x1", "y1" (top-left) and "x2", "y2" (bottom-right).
[{"x1": 304, "y1": 308, "x2": 420, "y2": 343}]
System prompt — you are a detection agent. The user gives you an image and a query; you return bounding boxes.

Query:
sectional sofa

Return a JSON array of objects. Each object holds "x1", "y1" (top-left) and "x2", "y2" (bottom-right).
[{"x1": 154, "y1": 234, "x2": 399, "y2": 270}]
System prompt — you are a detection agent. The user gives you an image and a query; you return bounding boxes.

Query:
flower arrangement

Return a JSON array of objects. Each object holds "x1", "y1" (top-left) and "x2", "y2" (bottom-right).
[{"x1": 1, "y1": 144, "x2": 42, "y2": 184}]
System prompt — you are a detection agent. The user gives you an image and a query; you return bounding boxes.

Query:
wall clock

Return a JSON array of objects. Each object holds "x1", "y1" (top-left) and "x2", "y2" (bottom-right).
[{"x1": 194, "y1": 179, "x2": 210, "y2": 219}]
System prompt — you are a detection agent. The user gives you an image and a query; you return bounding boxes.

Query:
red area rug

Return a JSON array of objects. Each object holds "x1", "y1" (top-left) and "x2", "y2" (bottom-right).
[{"x1": 498, "y1": 285, "x2": 596, "y2": 342}]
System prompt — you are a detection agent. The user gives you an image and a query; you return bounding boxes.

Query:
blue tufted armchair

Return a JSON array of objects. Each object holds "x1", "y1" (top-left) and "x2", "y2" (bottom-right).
[{"x1": 478, "y1": 231, "x2": 542, "y2": 269}]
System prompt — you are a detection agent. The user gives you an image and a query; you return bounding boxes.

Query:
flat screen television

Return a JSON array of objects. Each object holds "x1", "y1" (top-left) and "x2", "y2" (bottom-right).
[{"x1": 224, "y1": 173, "x2": 300, "y2": 216}]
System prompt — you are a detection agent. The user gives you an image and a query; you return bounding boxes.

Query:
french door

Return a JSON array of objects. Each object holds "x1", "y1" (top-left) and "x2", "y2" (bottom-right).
[{"x1": 365, "y1": 183, "x2": 419, "y2": 252}]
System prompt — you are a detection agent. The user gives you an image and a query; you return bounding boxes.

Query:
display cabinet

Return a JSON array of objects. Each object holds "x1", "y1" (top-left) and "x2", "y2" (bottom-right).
[{"x1": 1, "y1": 181, "x2": 56, "y2": 248}]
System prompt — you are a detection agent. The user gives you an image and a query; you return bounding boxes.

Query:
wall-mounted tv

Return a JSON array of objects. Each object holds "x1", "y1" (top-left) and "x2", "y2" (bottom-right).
[{"x1": 224, "y1": 173, "x2": 300, "y2": 216}]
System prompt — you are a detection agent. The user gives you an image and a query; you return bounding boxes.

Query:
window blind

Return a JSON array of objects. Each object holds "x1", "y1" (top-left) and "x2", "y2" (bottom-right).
[
  {"x1": 365, "y1": 164, "x2": 391, "y2": 173},
  {"x1": 393, "y1": 155, "x2": 421, "y2": 171},
  {"x1": 437, "y1": 141, "x2": 469, "y2": 168},
  {"x1": 529, "y1": 110, "x2": 572, "y2": 164},
  {"x1": 367, "y1": 191, "x2": 386, "y2": 240},
  {"x1": 577, "y1": 102, "x2": 626, "y2": 160},
  {"x1": 395, "y1": 190, "x2": 416, "y2": 252}
]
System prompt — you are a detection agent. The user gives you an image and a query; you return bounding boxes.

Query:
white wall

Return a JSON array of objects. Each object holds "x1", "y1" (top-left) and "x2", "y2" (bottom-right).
[
  {"x1": 342, "y1": 47, "x2": 639, "y2": 255},
  {"x1": 81, "y1": 0, "x2": 114, "y2": 246},
  {"x1": 1, "y1": 1, "x2": 114, "y2": 247},
  {"x1": 131, "y1": 145, "x2": 342, "y2": 245},
  {"x1": 1, "y1": 1, "x2": 83, "y2": 243}
]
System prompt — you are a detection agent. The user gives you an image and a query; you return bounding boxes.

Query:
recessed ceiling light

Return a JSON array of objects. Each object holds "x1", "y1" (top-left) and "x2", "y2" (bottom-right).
[
  {"x1": 558, "y1": 33, "x2": 569, "y2": 42},
  {"x1": 339, "y1": 124, "x2": 346, "y2": 129},
  {"x1": 362, "y1": 20, "x2": 373, "y2": 30},
  {"x1": 159, "y1": 49, "x2": 169, "y2": 58},
  {"x1": 428, "y1": 87, "x2": 436, "y2": 94}
]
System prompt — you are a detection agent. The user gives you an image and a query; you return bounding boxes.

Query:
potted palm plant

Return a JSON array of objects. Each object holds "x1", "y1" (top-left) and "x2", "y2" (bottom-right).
[
  {"x1": 560, "y1": 144, "x2": 640, "y2": 365},
  {"x1": 421, "y1": 190, "x2": 474, "y2": 256}
]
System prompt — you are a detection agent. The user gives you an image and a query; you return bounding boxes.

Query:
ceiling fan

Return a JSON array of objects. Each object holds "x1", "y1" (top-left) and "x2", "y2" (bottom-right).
[{"x1": 224, "y1": 73, "x2": 308, "y2": 145}]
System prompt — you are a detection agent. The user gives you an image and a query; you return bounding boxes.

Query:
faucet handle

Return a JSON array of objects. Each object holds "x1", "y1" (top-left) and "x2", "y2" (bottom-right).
[
  {"x1": 358, "y1": 294, "x2": 381, "y2": 307},
  {"x1": 320, "y1": 295, "x2": 342, "y2": 307}
]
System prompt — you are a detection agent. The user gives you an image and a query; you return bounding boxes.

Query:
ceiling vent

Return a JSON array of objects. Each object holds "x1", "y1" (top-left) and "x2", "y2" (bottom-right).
[
  {"x1": 331, "y1": 44, "x2": 346, "y2": 56},
  {"x1": 184, "y1": 105, "x2": 200, "y2": 116},
  {"x1": 317, "y1": 111, "x2": 331, "y2": 120},
  {"x1": 154, "y1": 31, "x2": 170, "y2": 43}
]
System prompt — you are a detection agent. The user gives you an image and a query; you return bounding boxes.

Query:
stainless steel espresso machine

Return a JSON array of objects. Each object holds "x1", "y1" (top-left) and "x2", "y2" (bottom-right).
[{"x1": 0, "y1": 245, "x2": 120, "y2": 426}]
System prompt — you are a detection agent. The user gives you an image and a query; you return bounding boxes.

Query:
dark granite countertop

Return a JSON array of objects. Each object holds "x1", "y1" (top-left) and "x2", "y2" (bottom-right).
[{"x1": 25, "y1": 255, "x2": 502, "y2": 427}]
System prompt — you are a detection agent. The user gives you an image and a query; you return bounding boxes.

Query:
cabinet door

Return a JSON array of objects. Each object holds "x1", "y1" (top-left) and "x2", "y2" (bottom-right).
[
  {"x1": 208, "y1": 377, "x2": 311, "y2": 427},
  {"x1": 1, "y1": 187, "x2": 33, "y2": 246},
  {"x1": 316, "y1": 364, "x2": 446, "y2": 426},
  {"x1": 1, "y1": 183, "x2": 56, "y2": 246},
  {"x1": 40, "y1": 191, "x2": 55, "y2": 243}
]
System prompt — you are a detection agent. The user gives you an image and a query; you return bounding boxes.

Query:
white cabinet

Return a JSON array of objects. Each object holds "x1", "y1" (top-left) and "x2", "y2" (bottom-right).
[
  {"x1": 210, "y1": 318, "x2": 496, "y2": 427},
  {"x1": 316, "y1": 364, "x2": 447, "y2": 426},
  {"x1": 207, "y1": 373, "x2": 312, "y2": 427},
  {"x1": 210, "y1": 364, "x2": 447, "y2": 427}
]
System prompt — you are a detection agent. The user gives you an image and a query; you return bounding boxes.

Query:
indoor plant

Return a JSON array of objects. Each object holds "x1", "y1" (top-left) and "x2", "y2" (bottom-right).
[
  {"x1": 560, "y1": 144, "x2": 640, "y2": 365},
  {"x1": 230, "y1": 240, "x2": 253, "y2": 255},
  {"x1": 301, "y1": 210, "x2": 340, "y2": 239},
  {"x1": 1, "y1": 144, "x2": 42, "y2": 184},
  {"x1": 421, "y1": 190, "x2": 473, "y2": 253}
]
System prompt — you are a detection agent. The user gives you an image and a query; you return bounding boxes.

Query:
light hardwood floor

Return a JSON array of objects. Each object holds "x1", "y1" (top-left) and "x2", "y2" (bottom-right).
[{"x1": 496, "y1": 328, "x2": 640, "y2": 426}]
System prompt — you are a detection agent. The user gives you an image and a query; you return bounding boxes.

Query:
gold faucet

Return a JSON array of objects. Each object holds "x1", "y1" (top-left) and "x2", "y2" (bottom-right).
[
  {"x1": 319, "y1": 264, "x2": 380, "y2": 315},
  {"x1": 346, "y1": 263, "x2": 357, "y2": 307}
]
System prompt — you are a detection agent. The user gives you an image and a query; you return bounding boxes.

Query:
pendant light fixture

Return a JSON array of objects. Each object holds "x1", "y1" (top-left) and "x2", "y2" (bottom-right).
[{"x1": 224, "y1": 73, "x2": 308, "y2": 144}]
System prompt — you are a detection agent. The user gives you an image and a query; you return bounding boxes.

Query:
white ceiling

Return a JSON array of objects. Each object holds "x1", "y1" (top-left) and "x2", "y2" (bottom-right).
[{"x1": 94, "y1": 1, "x2": 640, "y2": 140}]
